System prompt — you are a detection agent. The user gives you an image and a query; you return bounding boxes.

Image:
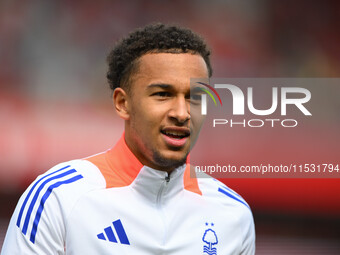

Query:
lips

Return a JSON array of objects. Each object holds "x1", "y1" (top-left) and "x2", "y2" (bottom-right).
[{"x1": 161, "y1": 127, "x2": 190, "y2": 147}]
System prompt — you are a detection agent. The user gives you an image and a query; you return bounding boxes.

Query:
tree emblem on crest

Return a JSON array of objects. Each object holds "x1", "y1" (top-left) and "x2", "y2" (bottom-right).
[{"x1": 202, "y1": 223, "x2": 218, "y2": 255}]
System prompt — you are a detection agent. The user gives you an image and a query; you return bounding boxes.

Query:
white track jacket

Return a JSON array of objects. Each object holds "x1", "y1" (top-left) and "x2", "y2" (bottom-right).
[{"x1": 2, "y1": 135, "x2": 255, "y2": 255}]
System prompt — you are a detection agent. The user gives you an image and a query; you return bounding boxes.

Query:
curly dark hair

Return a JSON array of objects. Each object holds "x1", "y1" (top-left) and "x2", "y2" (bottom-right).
[{"x1": 107, "y1": 23, "x2": 212, "y2": 91}]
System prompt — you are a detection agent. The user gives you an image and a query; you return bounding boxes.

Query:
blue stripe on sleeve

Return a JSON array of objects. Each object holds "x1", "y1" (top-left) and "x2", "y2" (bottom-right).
[
  {"x1": 22, "y1": 169, "x2": 77, "y2": 235},
  {"x1": 218, "y1": 187, "x2": 250, "y2": 210},
  {"x1": 213, "y1": 179, "x2": 243, "y2": 199},
  {"x1": 29, "y1": 174, "x2": 83, "y2": 243},
  {"x1": 16, "y1": 165, "x2": 71, "y2": 228}
]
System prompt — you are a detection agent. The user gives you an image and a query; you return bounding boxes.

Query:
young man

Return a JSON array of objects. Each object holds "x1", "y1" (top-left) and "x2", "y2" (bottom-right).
[{"x1": 2, "y1": 23, "x2": 255, "y2": 254}]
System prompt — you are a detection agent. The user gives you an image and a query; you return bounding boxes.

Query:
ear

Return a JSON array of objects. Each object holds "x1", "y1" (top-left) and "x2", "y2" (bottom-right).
[{"x1": 113, "y1": 88, "x2": 130, "y2": 120}]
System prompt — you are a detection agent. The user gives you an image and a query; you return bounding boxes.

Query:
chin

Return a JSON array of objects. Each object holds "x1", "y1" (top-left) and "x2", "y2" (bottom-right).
[{"x1": 152, "y1": 150, "x2": 188, "y2": 170}]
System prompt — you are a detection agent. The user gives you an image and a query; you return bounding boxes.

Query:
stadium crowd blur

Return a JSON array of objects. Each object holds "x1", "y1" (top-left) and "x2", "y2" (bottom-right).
[{"x1": 1, "y1": 0, "x2": 340, "y2": 253}]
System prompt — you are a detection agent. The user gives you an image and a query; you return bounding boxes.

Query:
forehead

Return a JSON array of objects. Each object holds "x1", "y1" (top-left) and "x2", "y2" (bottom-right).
[{"x1": 129, "y1": 53, "x2": 209, "y2": 91}]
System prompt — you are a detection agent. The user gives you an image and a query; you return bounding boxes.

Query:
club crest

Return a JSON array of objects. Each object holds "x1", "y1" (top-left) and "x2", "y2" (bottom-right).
[{"x1": 202, "y1": 222, "x2": 218, "y2": 255}]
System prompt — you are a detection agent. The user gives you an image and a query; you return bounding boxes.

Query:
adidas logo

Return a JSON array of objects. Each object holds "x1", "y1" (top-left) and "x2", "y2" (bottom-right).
[{"x1": 97, "y1": 219, "x2": 130, "y2": 245}]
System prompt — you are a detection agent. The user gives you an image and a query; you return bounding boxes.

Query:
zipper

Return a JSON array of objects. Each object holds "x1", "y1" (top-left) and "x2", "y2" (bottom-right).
[
  {"x1": 156, "y1": 173, "x2": 170, "y2": 247},
  {"x1": 156, "y1": 173, "x2": 170, "y2": 205}
]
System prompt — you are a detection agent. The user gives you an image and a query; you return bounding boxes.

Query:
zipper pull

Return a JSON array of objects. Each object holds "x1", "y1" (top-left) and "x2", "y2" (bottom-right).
[{"x1": 165, "y1": 175, "x2": 170, "y2": 183}]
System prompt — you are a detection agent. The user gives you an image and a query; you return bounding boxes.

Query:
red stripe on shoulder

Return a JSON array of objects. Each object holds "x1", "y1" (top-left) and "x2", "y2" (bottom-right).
[
  {"x1": 85, "y1": 135, "x2": 143, "y2": 188},
  {"x1": 184, "y1": 164, "x2": 202, "y2": 196}
]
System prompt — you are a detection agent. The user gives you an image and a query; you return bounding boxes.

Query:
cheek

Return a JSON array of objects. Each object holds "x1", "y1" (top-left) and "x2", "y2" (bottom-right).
[
  {"x1": 130, "y1": 97, "x2": 169, "y2": 130},
  {"x1": 190, "y1": 110, "x2": 205, "y2": 129},
  {"x1": 142, "y1": 103, "x2": 166, "y2": 120},
  {"x1": 131, "y1": 106, "x2": 161, "y2": 132}
]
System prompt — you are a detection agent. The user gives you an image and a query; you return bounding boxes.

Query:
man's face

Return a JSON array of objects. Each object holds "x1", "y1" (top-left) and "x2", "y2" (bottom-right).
[{"x1": 123, "y1": 52, "x2": 208, "y2": 172}]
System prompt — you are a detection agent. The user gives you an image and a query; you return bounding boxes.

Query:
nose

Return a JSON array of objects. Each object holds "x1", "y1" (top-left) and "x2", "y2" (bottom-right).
[{"x1": 168, "y1": 96, "x2": 190, "y2": 124}]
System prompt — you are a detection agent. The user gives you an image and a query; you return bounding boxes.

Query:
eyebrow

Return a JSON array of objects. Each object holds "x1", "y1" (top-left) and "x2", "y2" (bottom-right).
[
  {"x1": 191, "y1": 86, "x2": 205, "y2": 92},
  {"x1": 147, "y1": 83, "x2": 205, "y2": 94},
  {"x1": 147, "y1": 83, "x2": 173, "y2": 89}
]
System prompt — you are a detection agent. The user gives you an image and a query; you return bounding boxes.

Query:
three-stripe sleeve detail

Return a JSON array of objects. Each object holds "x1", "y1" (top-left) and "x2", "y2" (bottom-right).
[{"x1": 16, "y1": 165, "x2": 83, "y2": 244}]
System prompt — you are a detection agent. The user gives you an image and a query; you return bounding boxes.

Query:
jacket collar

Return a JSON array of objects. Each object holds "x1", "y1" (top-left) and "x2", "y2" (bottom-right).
[{"x1": 85, "y1": 134, "x2": 201, "y2": 197}]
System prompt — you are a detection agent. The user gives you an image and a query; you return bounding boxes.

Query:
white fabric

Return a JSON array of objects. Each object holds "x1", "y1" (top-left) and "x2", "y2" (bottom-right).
[{"x1": 1, "y1": 160, "x2": 255, "y2": 254}]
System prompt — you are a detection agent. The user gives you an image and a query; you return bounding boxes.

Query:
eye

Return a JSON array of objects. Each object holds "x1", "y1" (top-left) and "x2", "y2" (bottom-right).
[
  {"x1": 189, "y1": 93, "x2": 203, "y2": 106},
  {"x1": 190, "y1": 93, "x2": 202, "y2": 101},
  {"x1": 152, "y1": 91, "x2": 171, "y2": 97}
]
